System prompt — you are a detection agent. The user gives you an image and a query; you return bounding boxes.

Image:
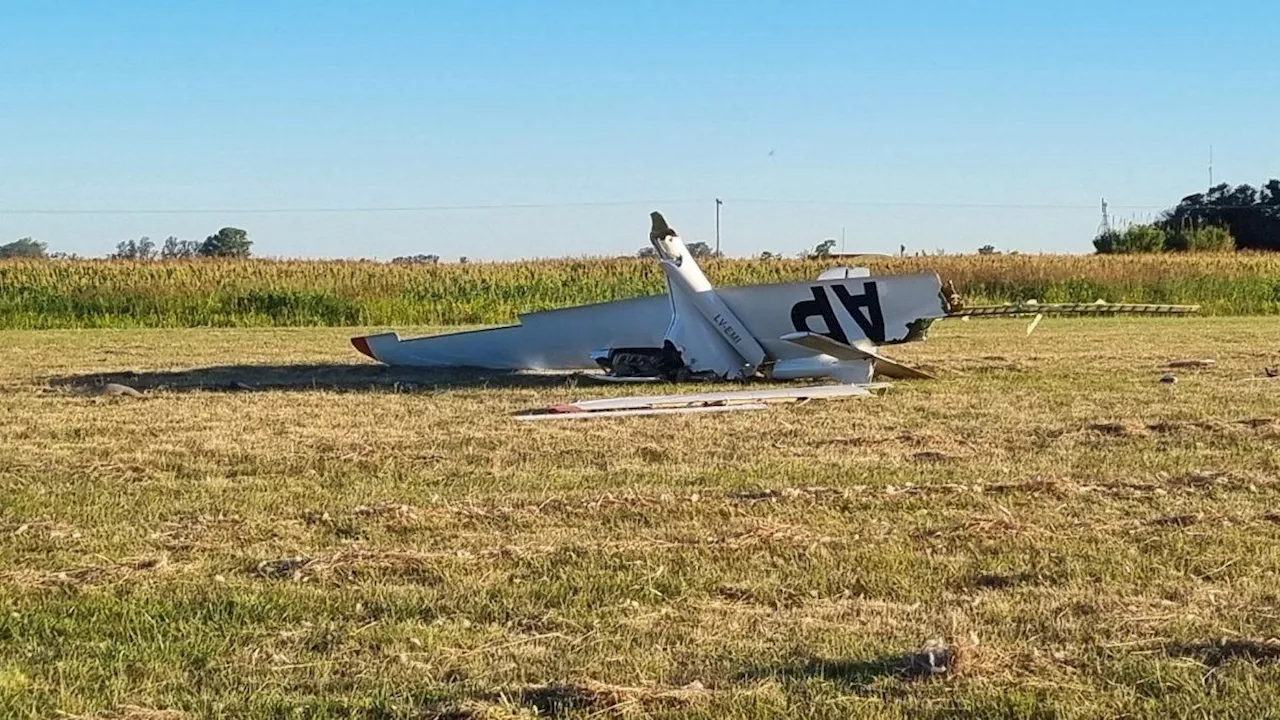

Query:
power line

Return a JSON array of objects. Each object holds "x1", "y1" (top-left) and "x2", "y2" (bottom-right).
[
  {"x1": 722, "y1": 198, "x2": 1172, "y2": 210},
  {"x1": 725, "y1": 198, "x2": 1274, "y2": 211},
  {"x1": 1, "y1": 197, "x2": 1268, "y2": 216},
  {"x1": 0, "y1": 199, "x2": 709, "y2": 216}
]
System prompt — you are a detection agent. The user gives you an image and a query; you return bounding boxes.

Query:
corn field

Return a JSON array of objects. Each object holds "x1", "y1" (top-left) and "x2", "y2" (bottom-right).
[{"x1": 2, "y1": 254, "x2": 1278, "y2": 328}]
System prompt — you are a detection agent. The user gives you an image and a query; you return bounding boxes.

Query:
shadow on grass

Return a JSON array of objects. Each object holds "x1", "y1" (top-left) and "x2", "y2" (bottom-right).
[
  {"x1": 506, "y1": 684, "x2": 613, "y2": 716},
  {"x1": 439, "y1": 680, "x2": 713, "y2": 718},
  {"x1": 1162, "y1": 639, "x2": 1280, "y2": 666},
  {"x1": 742, "y1": 646, "x2": 954, "y2": 691},
  {"x1": 47, "y1": 363, "x2": 586, "y2": 393}
]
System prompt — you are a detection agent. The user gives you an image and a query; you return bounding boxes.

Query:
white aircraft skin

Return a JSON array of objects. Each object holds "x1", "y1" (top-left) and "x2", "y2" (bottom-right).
[
  {"x1": 351, "y1": 211, "x2": 1196, "y2": 385},
  {"x1": 351, "y1": 212, "x2": 947, "y2": 383}
]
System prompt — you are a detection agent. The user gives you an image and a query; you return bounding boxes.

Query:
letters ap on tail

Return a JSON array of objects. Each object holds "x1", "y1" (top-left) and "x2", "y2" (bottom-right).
[
  {"x1": 350, "y1": 211, "x2": 1198, "y2": 384},
  {"x1": 589, "y1": 211, "x2": 941, "y2": 383}
]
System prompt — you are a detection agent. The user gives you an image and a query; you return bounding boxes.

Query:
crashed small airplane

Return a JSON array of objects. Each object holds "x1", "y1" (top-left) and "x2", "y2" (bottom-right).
[{"x1": 351, "y1": 212, "x2": 1197, "y2": 417}]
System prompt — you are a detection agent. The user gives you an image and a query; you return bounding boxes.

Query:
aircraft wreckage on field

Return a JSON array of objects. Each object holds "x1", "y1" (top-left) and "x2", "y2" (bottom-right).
[{"x1": 351, "y1": 212, "x2": 1198, "y2": 418}]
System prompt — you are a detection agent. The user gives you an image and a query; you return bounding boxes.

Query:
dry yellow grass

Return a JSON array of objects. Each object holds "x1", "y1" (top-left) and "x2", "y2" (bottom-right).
[{"x1": 2, "y1": 317, "x2": 1279, "y2": 717}]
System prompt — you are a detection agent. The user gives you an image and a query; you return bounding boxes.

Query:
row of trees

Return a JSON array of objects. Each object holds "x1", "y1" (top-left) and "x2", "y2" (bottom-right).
[
  {"x1": 391, "y1": 253, "x2": 441, "y2": 264},
  {"x1": 0, "y1": 238, "x2": 50, "y2": 259},
  {"x1": 112, "y1": 236, "x2": 201, "y2": 260},
  {"x1": 1094, "y1": 180, "x2": 1280, "y2": 254},
  {"x1": 1093, "y1": 224, "x2": 1235, "y2": 254},
  {"x1": 637, "y1": 241, "x2": 717, "y2": 259},
  {"x1": 1166, "y1": 181, "x2": 1280, "y2": 251},
  {"x1": 639, "y1": 238, "x2": 991, "y2": 261},
  {"x1": 2, "y1": 228, "x2": 253, "y2": 260},
  {"x1": 111, "y1": 228, "x2": 253, "y2": 259}
]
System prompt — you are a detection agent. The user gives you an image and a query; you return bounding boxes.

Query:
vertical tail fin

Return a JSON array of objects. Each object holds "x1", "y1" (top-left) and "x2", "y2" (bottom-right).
[
  {"x1": 648, "y1": 211, "x2": 684, "y2": 261},
  {"x1": 645, "y1": 212, "x2": 768, "y2": 375}
]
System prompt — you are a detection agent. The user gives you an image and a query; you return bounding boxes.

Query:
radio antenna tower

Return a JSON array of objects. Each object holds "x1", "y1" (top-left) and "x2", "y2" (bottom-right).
[{"x1": 1098, "y1": 198, "x2": 1111, "y2": 235}]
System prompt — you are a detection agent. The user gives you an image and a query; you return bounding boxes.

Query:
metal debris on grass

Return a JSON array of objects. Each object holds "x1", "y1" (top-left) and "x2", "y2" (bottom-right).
[
  {"x1": 100, "y1": 382, "x2": 143, "y2": 397},
  {"x1": 1167, "y1": 359, "x2": 1215, "y2": 369}
]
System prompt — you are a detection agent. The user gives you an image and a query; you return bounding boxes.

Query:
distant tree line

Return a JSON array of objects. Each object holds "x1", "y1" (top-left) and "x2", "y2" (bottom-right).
[
  {"x1": 0, "y1": 227, "x2": 253, "y2": 261},
  {"x1": 637, "y1": 241, "x2": 717, "y2": 259},
  {"x1": 0, "y1": 238, "x2": 49, "y2": 259},
  {"x1": 112, "y1": 228, "x2": 252, "y2": 259},
  {"x1": 1095, "y1": 180, "x2": 1280, "y2": 254},
  {"x1": 391, "y1": 253, "x2": 440, "y2": 264},
  {"x1": 112, "y1": 236, "x2": 198, "y2": 260},
  {"x1": 808, "y1": 239, "x2": 837, "y2": 258}
]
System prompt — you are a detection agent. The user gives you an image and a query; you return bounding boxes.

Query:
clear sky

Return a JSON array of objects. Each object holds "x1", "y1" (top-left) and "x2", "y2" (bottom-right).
[{"x1": 2, "y1": 1, "x2": 1277, "y2": 260}]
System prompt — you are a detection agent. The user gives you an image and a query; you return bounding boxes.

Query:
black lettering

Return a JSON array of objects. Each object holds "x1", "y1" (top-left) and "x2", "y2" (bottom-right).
[
  {"x1": 831, "y1": 282, "x2": 886, "y2": 343},
  {"x1": 713, "y1": 314, "x2": 742, "y2": 344},
  {"x1": 790, "y1": 286, "x2": 848, "y2": 344}
]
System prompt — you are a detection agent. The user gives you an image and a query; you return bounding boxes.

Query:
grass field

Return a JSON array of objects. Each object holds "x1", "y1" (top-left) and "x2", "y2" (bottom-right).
[
  {"x1": 3, "y1": 317, "x2": 1280, "y2": 718},
  {"x1": 3, "y1": 252, "x2": 1280, "y2": 329}
]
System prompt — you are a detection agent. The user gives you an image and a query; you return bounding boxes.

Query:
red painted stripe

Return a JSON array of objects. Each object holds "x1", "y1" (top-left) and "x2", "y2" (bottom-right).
[{"x1": 351, "y1": 336, "x2": 376, "y2": 360}]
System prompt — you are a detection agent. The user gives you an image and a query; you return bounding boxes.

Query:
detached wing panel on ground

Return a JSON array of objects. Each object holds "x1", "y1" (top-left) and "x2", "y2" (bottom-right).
[
  {"x1": 949, "y1": 302, "x2": 1200, "y2": 317},
  {"x1": 944, "y1": 301, "x2": 1202, "y2": 336},
  {"x1": 515, "y1": 383, "x2": 883, "y2": 420}
]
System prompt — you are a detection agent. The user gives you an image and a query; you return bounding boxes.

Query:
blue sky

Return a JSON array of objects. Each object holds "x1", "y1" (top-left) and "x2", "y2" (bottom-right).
[{"x1": 2, "y1": 1, "x2": 1277, "y2": 259}]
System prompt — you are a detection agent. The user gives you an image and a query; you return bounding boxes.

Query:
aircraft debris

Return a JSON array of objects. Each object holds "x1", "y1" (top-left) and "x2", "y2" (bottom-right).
[
  {"x1": 1167, "y1": 359, "x2": 1215, "y2": 369},
  {"x1": 948, "y1": 301, "x2": 1199, "y2": 318},
  {"x1": 348, "y1": 211, "x2": 1201, "y2": 418},
  {"x1": 908, "y1": 638, "x2": 957, "y2": 678},
  {"x1": 519, "y1": 403, "x2": 770, "y2": 420},
  {"x1": 515, "y1": 384, "x2": 885, "y2": 421},
  {"x1": 100, "y1": 382, "x2": 143, "y2": 398},
  {"x1": 1025, "y1": 313, "x2": 1045, "y2": 335}
]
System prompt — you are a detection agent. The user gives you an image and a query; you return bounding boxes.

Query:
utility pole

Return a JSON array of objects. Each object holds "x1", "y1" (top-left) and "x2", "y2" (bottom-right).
[
  {"x1": 715, "y1": 198, "x2": 722, "y2": 256},
  {"x1": 840, "y1": 226, "x2": 846, "y2": 253},
  {"x1": 1208, "y1": 145, "x2": 1214, "y2": 189}
]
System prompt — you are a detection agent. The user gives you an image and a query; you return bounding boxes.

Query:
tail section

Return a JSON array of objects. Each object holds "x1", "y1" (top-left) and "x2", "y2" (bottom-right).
[{"x1": 647, "y1": 212, "x2": 768, "y2": 377}]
